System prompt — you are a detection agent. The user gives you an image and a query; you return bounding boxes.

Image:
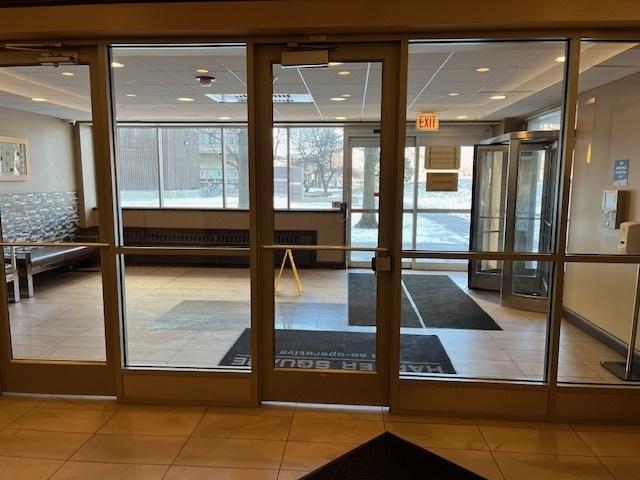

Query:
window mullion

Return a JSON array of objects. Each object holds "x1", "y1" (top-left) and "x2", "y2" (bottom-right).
[{"x1": 156, "y1": 127, "x2": 165, "y2": 208}]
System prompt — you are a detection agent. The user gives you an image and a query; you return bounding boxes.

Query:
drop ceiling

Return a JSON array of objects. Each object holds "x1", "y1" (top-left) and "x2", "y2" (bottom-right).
[{"x1": 0, "y1": 42, "x2": 639, "y2": 124}]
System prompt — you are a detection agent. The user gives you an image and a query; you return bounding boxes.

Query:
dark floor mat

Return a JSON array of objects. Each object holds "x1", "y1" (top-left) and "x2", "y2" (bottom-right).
[
  {"x1": 402, "y1": 275, "x2": 501, "y2": 330},
  {"x1": 219, "y1": 328, "x2": 455, "y2": 374},
  {"x1": 348, "y1": 273, "x2": 421, "y2": 328},
  {"x1": 302, "y1": 431, "x2": 485, "y2": 479}
]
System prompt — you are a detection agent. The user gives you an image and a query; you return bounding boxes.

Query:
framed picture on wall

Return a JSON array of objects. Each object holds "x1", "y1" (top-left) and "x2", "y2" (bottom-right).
[{"x1": 0, "y1": 136, "x2": 30, "y2": 181}]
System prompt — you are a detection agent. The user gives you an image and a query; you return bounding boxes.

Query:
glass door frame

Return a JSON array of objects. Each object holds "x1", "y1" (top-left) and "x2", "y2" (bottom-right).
[
  {"x1": 0, "y1": 47, "x2": 118, "y2": 395},
  {"x1": 254, "y1": 42, "x2": 405, "y2": 405}
]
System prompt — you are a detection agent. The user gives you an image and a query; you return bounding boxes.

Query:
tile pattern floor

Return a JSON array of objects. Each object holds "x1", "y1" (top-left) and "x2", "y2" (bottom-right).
[
  {"x1": 0, "y1": 394, "x2": 639, "y2": 479},
  {"x1": 7, "y1": 266, "x2": 629, "y2": 383}
]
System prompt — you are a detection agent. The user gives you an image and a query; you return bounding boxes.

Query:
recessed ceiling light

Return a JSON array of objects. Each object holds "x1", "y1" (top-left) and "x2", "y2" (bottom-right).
[
  {"x1": 335, "y1": 116, "x2": 347, "y2": 120},
  {"x1": 556, "y1": 56, "x2": 566, "y2": 62},
  {"x1": 476, "y1": 67, "x2": 490, "y2": 72},
  {"x1": 456, "y1": 115, "x2": 469, "y2": 119},
  {"x1": 177, "y1": 97, "x2": 195, "y2": 102},
  {"x1": 126, "y1": 93, "x2": 137, "y2": 97},
  {"x1": 490, "y1": 95, "x2": 507, "y2": 100},
  {"x1": 196, "y1": 68, "x2": 209, "y2": 74},
  {"x1": 111, "y1": 62, "x2": 125, "y2": 68},
  {"x1": 31, "y1": 97, "x2": 47, "y2": 102},
  {"x1": 61, "y1": 71, "x2": 75, "y2": 77},
  {"x1": 338, "y1": 70, "x2": 350, "y2": 76},
  {"x1": 329, "y1": 62, "x2": 343, "y2": 67},
  {"x1": 330, "y1": 97, "x2": 346, "y2": 102},
  {"x1": 448, "y1": 92, "x2": 459, "y2": 96},
  {"x1": 341, "y1": 93, "x2": 351, "y2": 98},
  {"x1": 586, "y1": 97, "x2": 596, "y2": 104},
  {"x1": 218, "y1": 116, "x2": 231, "y2": 120}
]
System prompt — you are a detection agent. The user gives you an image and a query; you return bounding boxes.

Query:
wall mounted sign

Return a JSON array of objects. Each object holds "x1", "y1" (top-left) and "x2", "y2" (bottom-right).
[
  {"x1": 0, "y1": 136, "x2": 29, "y2": 181},
  {"x1": 416, "y1": 112, "x2": 439, "y2": 131},
  {"x1": 613, "y1": 158, "x2": 630, "y2": 187},
  {"x1": 426, "y1": 145, "x2": 460, "y2": 170},
  {"x1": 426, "y1": 172, "x2": 458, "y2": 192}
]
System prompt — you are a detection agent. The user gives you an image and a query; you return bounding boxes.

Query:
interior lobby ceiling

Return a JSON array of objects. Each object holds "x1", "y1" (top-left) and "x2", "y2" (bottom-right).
[{"x1": 0, "y1": 42, "x2": 639, "y2": 123}]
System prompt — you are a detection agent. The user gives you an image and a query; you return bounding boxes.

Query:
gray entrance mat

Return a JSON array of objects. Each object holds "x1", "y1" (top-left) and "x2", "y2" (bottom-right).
[{"x1": 220, "y1": 328, "x2": 455, "y2": 374}]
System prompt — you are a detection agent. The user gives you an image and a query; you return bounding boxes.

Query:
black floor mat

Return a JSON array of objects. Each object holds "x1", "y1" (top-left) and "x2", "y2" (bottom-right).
[
  {"x1": 402, "y1": 275, "x2": 501, "y2": 330},
  {"x1": 302, "y1": 431, "x2": 485, "y2": 479},
  {"x1": 348, "y1": 273, "x2": 421, "y2": 328},
  {"x1": 219, "y1": 328, "x2": 455, "y2": 374},
  {"x1": 348, "y1": 273, "x2": 501, "y2": 331}
]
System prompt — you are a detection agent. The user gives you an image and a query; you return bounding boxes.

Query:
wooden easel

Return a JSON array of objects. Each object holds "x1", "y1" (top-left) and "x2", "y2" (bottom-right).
[{"x1": 274, "y1": 248, "x2": 303, "y2": 296}]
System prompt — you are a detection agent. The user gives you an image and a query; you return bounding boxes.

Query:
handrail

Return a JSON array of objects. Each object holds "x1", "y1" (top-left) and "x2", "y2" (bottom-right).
[
  {"x1": 0, "y1": 241, "x2": 109, "y2": 248},
  {"x1": 262, "y1": 244, "x2": 388, "y2": 252}
]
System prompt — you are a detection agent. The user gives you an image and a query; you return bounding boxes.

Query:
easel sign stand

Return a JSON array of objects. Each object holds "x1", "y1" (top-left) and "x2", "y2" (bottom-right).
[
  {"x1": 602, "y1": 264, "x2": 640, "y2": 381},
  {"x1": 274, "y1": 248, "x2": 303, "y2": 296}
]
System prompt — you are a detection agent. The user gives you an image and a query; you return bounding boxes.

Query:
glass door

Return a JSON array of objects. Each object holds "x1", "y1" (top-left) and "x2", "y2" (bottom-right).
[
  {"x1": 255, "y1": 43, "x2": 402, "y2": 404},
  {"x1": 501, "y1": 139, "x2": 559, "y2": 311},
  {"x1": 468, "y1": 145, "x2": 508, "y2": 290},
  {"x1": 0, "y1": 48, "x2": 117, "y2": 394},
  {"x1": 348, "y1": 138, "x2": 381, "y2": 266}
]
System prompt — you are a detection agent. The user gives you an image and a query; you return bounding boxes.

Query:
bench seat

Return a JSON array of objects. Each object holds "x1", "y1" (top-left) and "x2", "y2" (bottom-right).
[{"x1": 16, "y1": 245, "x2": 97, "y2": 297}]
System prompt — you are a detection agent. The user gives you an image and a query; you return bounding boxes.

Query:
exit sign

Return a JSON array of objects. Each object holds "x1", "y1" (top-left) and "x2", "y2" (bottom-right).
[{"x1": 416, "y1": 112, "x2": 439, "y2": 131}]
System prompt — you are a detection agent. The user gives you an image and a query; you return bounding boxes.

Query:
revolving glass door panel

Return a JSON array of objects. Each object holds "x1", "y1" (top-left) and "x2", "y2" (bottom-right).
[
  {"x1": 502, "y1": 140, "x2": 558, "y2": 311},
  {"x1": 468, "y1": 145, "x2": 508, "y2": 290}
]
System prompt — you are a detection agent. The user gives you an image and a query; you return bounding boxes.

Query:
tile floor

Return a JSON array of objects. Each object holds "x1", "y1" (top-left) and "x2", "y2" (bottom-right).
[
  {"x1": 0, "y1": 394, "x2": 639, "y2": 479},
  {"x1": 6, "y1": 265, "x2": 629, "y2": 383}
]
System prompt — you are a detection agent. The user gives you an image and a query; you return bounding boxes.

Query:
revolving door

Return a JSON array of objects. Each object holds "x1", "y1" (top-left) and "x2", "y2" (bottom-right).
[{"x1": 469, "y1": 131, "x2": 559, "y2": 312}]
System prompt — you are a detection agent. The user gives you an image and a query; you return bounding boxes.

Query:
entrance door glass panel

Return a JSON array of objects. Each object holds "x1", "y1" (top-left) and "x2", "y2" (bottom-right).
[
  {"x1": 350, "y1": 144, "x2": 381, "y2": 263},
  {"x1": 270, "y1": 56, "x2": 382, "y2": 384},
  {"x1": 0, "y1": 63, "x2": 108, "y2": 363},
  {"x1": 271, "y1": 60, "x2": 383, "y2": 373}
]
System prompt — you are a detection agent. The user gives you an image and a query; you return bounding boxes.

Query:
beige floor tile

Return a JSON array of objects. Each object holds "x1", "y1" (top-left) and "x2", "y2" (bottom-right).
[
  {"x1": 175, "y1": 437, "x2": 285, "y2": 469},
  {"x1": 574, "y1": 430, "x2": 640, "y2": 456},
  {"x1": 205, "y1": 404, "x2": 294, "y2": 417},
  {"x1": 480, "y1": 425, "x2": 592, "y2": 455},
  {"x1": 430, "y1": 448, "x2": 505, "y2": 480},
  {"x1": 194, "y1": 413, "x2": 291, "y2": 440},
  {"x1": 99, "y1": 406, "x2": 204, "y2": 436},
  {"x1": 294, "y1": 403, "x2": 383, "y2": 421},
  {"x1": 599, "y1": 456, "x2": 640, "y2": 480},
  {"x1": 280, "y1": 441, "x2": 356, "y2": 472},
  {"x1": 0, "y1": 394, "x2": 43, "y2": 408},
  {"x1": 277, "y1": 471, "x2": 307, "y2": 480},
  {"x1": 383, "y1": 412, "x2": 477, "y2": 425},
  {"x1": 10, "y1": 407, "x2": 116, "y2": 433},
  {"x1": 0, "y1": 429, "x2": 91, "y2": 460},
  {"x1": 0, "y1": 455, "x2": 63, "y2": 480},
  {"x1": 164, "y1": 466, "x2": 279, "y2": 480},
  {"x1": 288, "y1": 417, "x2": 384, "y2": 443},
  {"x1": 39, "y1": 396, "x2": 120, "y2": 411},
  {"x1": 71, "y1": 433, "x2": 187, "y2": 464},
  {"x1": 386, "y1": 422, "x2": 489, "y2": 451},
  {"x1": 0, "y1": 405, "x2": 32, "y2": 429},
  {"x1": 50, "y1": 461, "x2": 168, "y2": 479},
  {"x1": 493, "y1": 452, "x2": 614, "y2": 480}
]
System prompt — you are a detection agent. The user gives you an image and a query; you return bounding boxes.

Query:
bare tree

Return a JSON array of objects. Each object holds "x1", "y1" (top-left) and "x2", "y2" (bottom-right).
[
  {"x1": 355, "y1": 147, "x2": 379, "y2": 228},
  {"x1": 223, "y1": 128, "x2": 249, "y2": 208},
  {"x1": 289, "y1": 127, "x2": 343, "y2": 195}
]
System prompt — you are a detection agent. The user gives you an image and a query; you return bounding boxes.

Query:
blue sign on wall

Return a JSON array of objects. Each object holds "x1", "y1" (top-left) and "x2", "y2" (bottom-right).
[{"x1": 613, "y1": 158, "x2": 630, "y2": 187}]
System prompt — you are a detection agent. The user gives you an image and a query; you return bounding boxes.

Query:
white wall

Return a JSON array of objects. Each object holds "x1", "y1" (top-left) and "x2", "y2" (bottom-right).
[
  {"x1": 565, "y1": 72, "x2": 640, "y2": 343},
  {"x1": 0, "y1": 106, "x2": 76, "y2": 194}
]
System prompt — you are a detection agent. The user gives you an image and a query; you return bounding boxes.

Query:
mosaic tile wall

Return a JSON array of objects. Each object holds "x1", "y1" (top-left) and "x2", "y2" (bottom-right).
[{"x1": 0, "y1": 191, "x2": 79, "y2": 242}]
